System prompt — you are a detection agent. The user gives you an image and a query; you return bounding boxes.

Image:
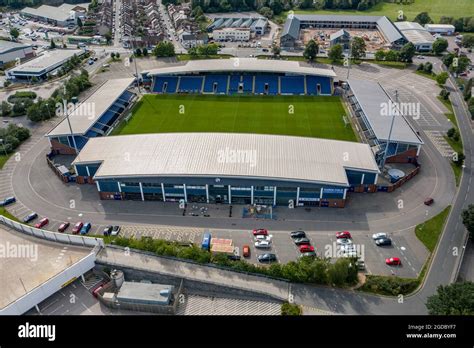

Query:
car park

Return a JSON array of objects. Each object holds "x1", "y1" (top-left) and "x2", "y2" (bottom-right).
[
  {"x1": 290, "y1": 230, "x2": 306, "y2": 239},
  {"x1": 23, "y1": 213, "x2": 38, "y2": 223},
  {"x1": 242, "y1": 245, "x2": 250, "y2": 257},
  {"x1": 58, "y1": 222, "x2": 70, "y2": 232},
  {"x1": 372, "y1": 232, "x2": 387, "y2": 240},
  {"x1": 252, "y1": 228, "x2": 268, "y2": 236},
  {"x1": 72, "y1": 222, "x2": 83, "y2": 234},
  {"x1": 255, "y1": 240, "x2": 271, "y2": 249},
  {"x1": 294, "y1": 237, "x2": 311, "y2": 245},
  {"x1": 0, "y1": 196, "x2": 16, "y2": 206},
  {"x1": 337, "y1": 238, "x2": 353, "y2": 246},
  {"x1": 34, "y1": 218, "x2": 49, "y2": 229},
  {"x1": 336, "y1": 231, "x2": 351, "y2": 239},
  {"x1": 111, "y1": 225, "x2": 121, "y2": 236},
  {"x1": 375, "y1": 237, "x2": 392, "y2": 246},
  {"x1": 299, "y1": 244, "x2": 315, "y2": 253},
  {"x1": 385, "y1": 257, "x2": 401, "y2": 266},
  {"x1": 80, "y1": 222, "x2": 91, "y2": 235},
  {"x1": 257, "y1": 253, "x2": 277, "y2": 263}
]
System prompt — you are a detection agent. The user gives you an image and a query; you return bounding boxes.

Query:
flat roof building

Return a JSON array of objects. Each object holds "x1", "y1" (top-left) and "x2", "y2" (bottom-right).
[
  {"x1": 394, "y1": 22, "x2": 435, "y2": 52},
  {"x1": 0, "y1": 40, "x2": 34, "y2": 67},
  {"x1": 208, "y1": 16, "x2": 268, "y2": 35},
  {"x1": 116, "y1": 282, "x2": 174, "y2": 306},
  {"x1": 424, "y1": 24, "x2": 455, "y2": 36},
  {"x1": 21, "y1": 3, "x2": 88, "y2": 27},
  {"x1": 6, "y1": 49, "x2": 84, "y2": 80}
]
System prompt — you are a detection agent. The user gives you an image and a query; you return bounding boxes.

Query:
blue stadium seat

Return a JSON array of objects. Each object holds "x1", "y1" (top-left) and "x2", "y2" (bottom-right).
[
  {"x1": 153, "y1": 76, "x2": 178, "y2": 93},
  {"x1": 229, "y1": 75, "x2": 253, "y2": 93},
  {"x1": 306, "y1": 76, "x2": 332, "y2": 95},
  {"x1": 178, "y1": 76, "x2": 203, "y2": 93},
  {"x1": 254, "y1": 75, "x2": 278, "y2": 95},
  {"x1": 96, "y1": 110, "x2": 119, "y2": 128},
  {"x1": 280, "y1": 76, "x2": 305, "y2": 95},
  {"x1": 203, "y1": 75, "x2": 228, "y2": 93}
]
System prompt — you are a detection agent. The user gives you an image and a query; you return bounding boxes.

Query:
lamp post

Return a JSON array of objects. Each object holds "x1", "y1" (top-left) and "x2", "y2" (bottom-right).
[{"x1": 380, "y1": 89, "x2": 398, "y2": 170}]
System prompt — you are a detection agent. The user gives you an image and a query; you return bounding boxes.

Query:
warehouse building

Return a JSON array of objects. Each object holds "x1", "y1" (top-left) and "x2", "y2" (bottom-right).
[
  {"x1": 213, "y1": 28, "x2": 251, "y2": 42},
  {"x1": 21, "y1": 3, "x2": 88, "y2": 27},
  {"x1": 207, "y1": 16, "x2": 268, "y2": 36},
  {"x1": 6, "y1": 49, "x2": 85, "y2": 80},
  {"x1": 424, "y1": 24, "x2": 455, "y2": 36},
  {"x1": 46, "y1": 78, "x2": 136, "y2": 156},
  {"x1": 280, "y1": 14, "x2": 407, "y2": 49},
  {"x1": 0, "y1": 40, "x2": 34, "y2": 68},
  {"x1": 72, "y1": 133, "x2": 380, "y2": 208},
  {"x1": 347, "y1": 79, "x2": 423, "y2": 165},
  {"x1": 394, "y1": 22, "x2": 435, "y2": 51}
]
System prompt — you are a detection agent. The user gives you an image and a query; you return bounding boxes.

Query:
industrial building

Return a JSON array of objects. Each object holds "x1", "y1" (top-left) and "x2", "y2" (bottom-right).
[
  {"x1": 346, "y1": 79, "x2": 423, "y2": 165},
  {"x1": 329, "y1": 29, "x2": 351, "y2": 49},
  {"x1": 21, "y1": 3, "x2": 88, "y2": 27},
  {"x1": 213, "y1": 28, "x2": 251, "y2": 42},
  {"x1": 46, "y1": 78, "x2": 136, "y2": 156},
  {"x1": 280, "y1": 14, "x2": 407, "y2": 50},
  {"x1": 394, "y1": 22, "x2": 435, "y2": 52},
  {"x1": 207, "y1": 16, "x2": 268, "y2": 36},
  {"x1": 0, "y1": 40, "x2": 34, "y2": 67},
  {"x1": 72, "y1": 132, "x2": 380, "y2": 208},
  {"x1": 145, "y1": 58, "x2": 335, "y2": 95},
  {"x1": 6, "y1": 49, "x2": 85, "y2": 80},
  {"x1": 424, "y1": 24, "x2": 456, "y2": 36}
]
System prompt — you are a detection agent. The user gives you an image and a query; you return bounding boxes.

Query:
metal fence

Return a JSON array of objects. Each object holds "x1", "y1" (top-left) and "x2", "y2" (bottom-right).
[{"x1": 0, "y1": 215, "x2": 104, "y2": 250}]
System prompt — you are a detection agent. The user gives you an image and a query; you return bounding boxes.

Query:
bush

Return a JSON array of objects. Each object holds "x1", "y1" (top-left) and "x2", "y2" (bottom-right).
[
  {"x1": 447, "y1": 127, "x2": 457, "y2": 138},
  {"x1": 439, "y1": 88, "x2": 450, "y2": 100},
  {"x1": 7, "y1": 91, "x2": 37, "y2": 103},
  {"x1": 281, "y1": 302, "x2": 302, "y2": 315},
  {"x1": 360, "y1": 275, "x2": 419, "y2": 296},
  {"x1": 0, "y1": 123, "x2": 30, "y2": 154},
  {"x1": 417, "y1": 63, "x2": 424, "y2": 71}
]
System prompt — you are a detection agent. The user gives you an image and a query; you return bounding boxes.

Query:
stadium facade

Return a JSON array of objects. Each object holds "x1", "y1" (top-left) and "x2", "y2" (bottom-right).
[
  {"x1": 72, "y1": 133, "x2": 380, "y2": 208},
  {"x1": 144, "y1": 58, "x2": 336, "y2": 96}
]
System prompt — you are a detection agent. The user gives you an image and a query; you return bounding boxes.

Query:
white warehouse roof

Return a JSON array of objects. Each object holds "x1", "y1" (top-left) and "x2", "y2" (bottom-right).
[
  {"x1": 7, "y1": 49, "x2": 83, "y2": 74},
  {"x1": 146, "y1": 58, "x2": 337, "y2": 78},
  {"x1": 47, "y1": 78, "x2": 134, "y2": 137},
  {"x1": 394, "y1": 21, "x2": 435, "y2": 45},
  {"x1": 73, "y1": 133, "x2": 380, "y2": 187}
]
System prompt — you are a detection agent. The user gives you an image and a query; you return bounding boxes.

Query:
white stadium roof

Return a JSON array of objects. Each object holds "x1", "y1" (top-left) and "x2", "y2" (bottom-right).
[
  {"x1": 348, "y1": 79, "x2": 423, "y2": 145},
  {"x1": 47, "y1": 78, "x2": 134, "y2": 137},
  {"x1": 145, "y1": 58, "x2": 337, "y2": 78},
  {"x1": 7, "y1": 49, "x2": 83, "y2": 74},
  {"x1": 73, "y1": 133, "x2": 379, "y2": 187}
]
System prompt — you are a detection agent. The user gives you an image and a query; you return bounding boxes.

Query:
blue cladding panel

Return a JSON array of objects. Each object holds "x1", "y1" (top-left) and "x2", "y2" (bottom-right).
[
  {"x1": 203, "y1": 75, "x2": 228, "y2": 93},
  {"x1": 280, "y1": 76, "x2": 305, "y2": 94},
  {"x1": 306, "y1": 76, "x2": 331, "y2": 95},
  {"x1": 254, "y1": 75, "x2": 278, "y2": 94},
  {"x1": 363, "y1": 172, "x2": 377, "y2": 184},
  {"x1": 98, "y1": 181, "x2": 119, "y2": 192},
  {"x1": 76, "y1": 164, "x2": 88, "y2": 176}
]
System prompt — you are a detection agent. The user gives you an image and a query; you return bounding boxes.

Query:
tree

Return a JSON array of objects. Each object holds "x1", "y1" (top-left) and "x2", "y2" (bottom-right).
[
  {"x1": 270, "y1": 0, "x2": 283, "y2": 15},
  {"x1": 414, "y1": 12, "x2": 432, "y2": 25},
  {"x1": 77, "y1": 17, "x2": 83, "y2": 28},
  {"x1": 462, "y1": 204, "x2": 474, "y2": 239},
  {"x1": 442, "y1": 53, "x2": 455, "y2": 68},
  {"x1": 153, "y1": 41, "x2": 175, "y2": 57},
  {"x1": 468, "y1": 98, "x2": 474, "y2": 120},
  {"x1": 446, "y1": 127, "x2": 456, "y2": 138},
  {"x1": 423, "y1": 62, "x2": 433, "y2": 74},
  {"x1": 432, "y1": 38, "x2": 448, "y2": 55},
  {"x1": 1, "y1": 101, "x2": 12, "y2": 117},
  {"x1": 374, "y1": 49, "x2": 385, "y2": 61},
  {"x1": 439, "y1": 88, "x2": 450, "y2": 100},
  {"x1": 135, "y1": 48, "x2": 142, "y2": 56},
  {"x1": 426, "y1": 282, "x2": 474, "y2": 315},
  {"x1": 104, "y1": 31, "x2": 112, "y2": 45},
  {"x1": 258, "y1": 6, "x2": 273, "y2": 18},
  {"x1": 303, "y1": 39, "x2": 319, "y2": 61},
  {"x1": 436, "y1": 72, "x2": 449, "y2": 86},
  {"x1": 50, "y1": 39, "x2": 56, "y2": 49},
  {"x1": 328, "y1": 44, "x2": 343, "y2": 63},
  {"x1": 143, "y1": 47, "x2": 148, "y2": 56},
  {"x1": 451, "y1": 55, "x2": 471, "y2": 75},
  {"x1": 385, "y1": 50, "x2": 399, "y2": 62},
  {"x1": 351, "y1": 36, "x2": 366, "y2": 60},
  {"x1": 464, "y1": 78, "x2": 472, "y2": 101},
  {"x1": 115, "y1": 52, "x2": 120, "y2": 59},
  {"x1": 110, "y1": 52, "x2": 116, "y2": 59},
  {"x1": 271, "y1": 43, "x2": 280, "y2": 57},
  {"x1": 10, "y1": 27, "x2": 19, "y2": 40},
  {"x1": 399, "y1": 42, "x2": 416, "y2": 62},
  {"x1": 462, "y1": 34, "x2": 474, "y2": 48}
]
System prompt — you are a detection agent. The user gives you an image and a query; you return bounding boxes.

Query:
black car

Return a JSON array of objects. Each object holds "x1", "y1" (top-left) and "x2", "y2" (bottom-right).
[
  {"x1": 257, "y1": 253, "x2": 277, "y2": 263},
  {"x1": 228, "y1": 254, "x2": 241, "y2": 261},
  {"x1": 375, "y1": 237, "x2": 392, "y2": 246},
  {"x1": 300, "y1": 251, "x2": 317, "y2": 258},
  {"x1": 23, "y1": 212, "x2": 38, "y2": 223},
  {"x1": 0, "y1": 196, "x2": 16, "y2": 206},
  {"x1": 290, "y1": 230, "x2": 306, "y2": 239},
  {"x1": 294, "y1": 237, "x2": 311, "y2": 246},
  {"x1": 103, "y1": 225, "x2": 113, "y2": 236}
]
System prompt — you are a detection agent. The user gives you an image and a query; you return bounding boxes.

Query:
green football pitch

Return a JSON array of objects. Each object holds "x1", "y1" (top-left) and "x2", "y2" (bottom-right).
[{"x1": 113, "y1": 94, "x2": 357, "y2": 142}]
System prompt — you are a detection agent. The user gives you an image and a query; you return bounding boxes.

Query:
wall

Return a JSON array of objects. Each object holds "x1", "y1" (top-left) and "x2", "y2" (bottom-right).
[
  {"x1": 386, "y1": 148, "x2": 418, "y2": 164},
  {"x1": 50, "y1": 139, "x2": 77, "y2": 155}
]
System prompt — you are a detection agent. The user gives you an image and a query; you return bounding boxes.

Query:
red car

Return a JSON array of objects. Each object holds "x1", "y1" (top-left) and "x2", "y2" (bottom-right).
[
  {"x1": 252, "y1": 228, "x2": 268, "y2": 236},
  {"x1": 242, "y1": 245, "x2": 250, "y2": 258},
  {"x1": 58, "y1": 222, "x2": 70, "y2": 232},
  {"x1": 299, "y1": 244, "x2": 315, "y2": 253},
  {"x1": 336, "y1": 231, "x2": 352, "y2": 239},
  {"x1": 386, "y1": 257, "x2": 401, "y2": 266},
  {"x1": 34, "y1": 218, "x2": 49, "y2": 229},
  {"x1": 72, "y1": 221, "x2": 83, "y2": 234}
]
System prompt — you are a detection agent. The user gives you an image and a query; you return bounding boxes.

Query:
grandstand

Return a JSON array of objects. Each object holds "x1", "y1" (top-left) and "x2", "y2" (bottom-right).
[{"x1": 144, "y1": 58, "x2": 336, "y2": 96}]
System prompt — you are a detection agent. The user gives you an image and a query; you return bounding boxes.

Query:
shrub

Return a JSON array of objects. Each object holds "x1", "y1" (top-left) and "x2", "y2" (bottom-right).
[
  {"x1": 447, "y1": 127, "x2": 456, "y2": 138},
  {"x1": 360, "y1": 275, "x2": 419, "y2": 296},
  {"x1": 281, "y1": 302, "x2": 302, "y2": 315}
]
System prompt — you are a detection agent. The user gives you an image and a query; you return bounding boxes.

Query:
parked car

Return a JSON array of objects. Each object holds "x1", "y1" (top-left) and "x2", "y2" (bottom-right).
[
  {"x1": 290, "y1": 230, "x2": 306, "y2": 239},
  {"x1": 0, "y1": 196, "x2": 16, "y2": 206},
  {"x1": 372, "y1": 232, "x2": 387, "y2": 240},
  {"x1": 34, "y1": 217, "x2": 49, "y2": 229},
  {"x1": 80, "y1": 222, "x2": 91, "y2": 235},
  {"x1": 375, "y1": 237, "x2": 392, "y2": 246},
  {"x1": 23, "y1": 212, "x2": 38, "y2": 223},
  {"x1": 340, "y1": 244, "x2": 356, "y2": 252},
  {"x1": 58, "y1": 222, "x2": 70, "y2": 232},
  {"x1": 257, "y1": 253, "x2": 277, "y2": 263},
  {"x1": 255, "y1": 235, "x2": 271, "y2": 242},
  {"x1": 337, "y1": 238, "x2": 353, "y2": 246},
  {"x1": 294, "y1": 237, "x2": 311, "y2": 246},
  {"x1": 72, "y1": 221, "x2": 83, "y2": 234},
  {"x1": 343, "y1": 251, "x2": 358, "y2": 258},
  {"x1": 252, "y1": 228, "x2": 268, "y2": 236},
  {"x1": 103, "y1": 225, "x2": 113, "y2": 236},
  {"x1": 242, "y1": 245, "x2": 250, "y2": 258},
  {"x1": 255, "y1": 240, "x2": 271, "y2": 249},
  {"x1": 386, "y1": 257, "x2": 401, "y2": 266},
  {"x1": 357, "y1": 260, "x2": 366, "y2": 270},
  {"x1": 299, "y1": 244, "x2": 315, "y2": 253},
  {"x1": 336, "y1": 231, "x2": 351, "y2": 239},
  {"x1": 424, "y1": 197, "x2": 434, "y2": 206},
  {"x1": 300, "y1": 251, "x2": 317, "y2": 258},
  {"x1": 228, "y1": 254, "x2": 241, "y2": 261},
  {"x1": 111, "y1": 225, "x2": 121, "y2": 236}
]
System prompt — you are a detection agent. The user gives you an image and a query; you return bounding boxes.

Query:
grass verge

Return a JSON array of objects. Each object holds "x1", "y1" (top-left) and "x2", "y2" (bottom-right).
[
  {"x1": 416, "y1": 70, "x2": 437, "y2": 81},
  {"x1": 177, "y1": 54, "x2": 233, "y2": 61},
  {"x1": 0, "y1": 153, "x2": 12, "y2": 170},
  {"x1": 0, "y1": 207, "x2": 20, "y2": 222},
  {"x1": 415, "y1": 206, "x2": 452, "y2": 252}
]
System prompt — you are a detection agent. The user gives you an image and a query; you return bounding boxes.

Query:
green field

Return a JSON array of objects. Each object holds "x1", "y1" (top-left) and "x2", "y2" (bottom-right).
[
  {"x1": 113, "y1": 94, "x2": 357, "y2": 141},
  {"x1": 277, "y1": 0, "x2": 472, "y2": 23}
]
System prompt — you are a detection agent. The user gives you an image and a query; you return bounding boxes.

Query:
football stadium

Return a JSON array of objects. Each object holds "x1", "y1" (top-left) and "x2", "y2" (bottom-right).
[{"x1": 47, "y1": 58, "x2": 422, "y2": 207}]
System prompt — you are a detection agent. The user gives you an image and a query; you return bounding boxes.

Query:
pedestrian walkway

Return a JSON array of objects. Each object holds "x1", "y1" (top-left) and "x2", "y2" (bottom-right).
[{"x1": 425, "y1": 130, "x2": 456, "y2": 157}]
